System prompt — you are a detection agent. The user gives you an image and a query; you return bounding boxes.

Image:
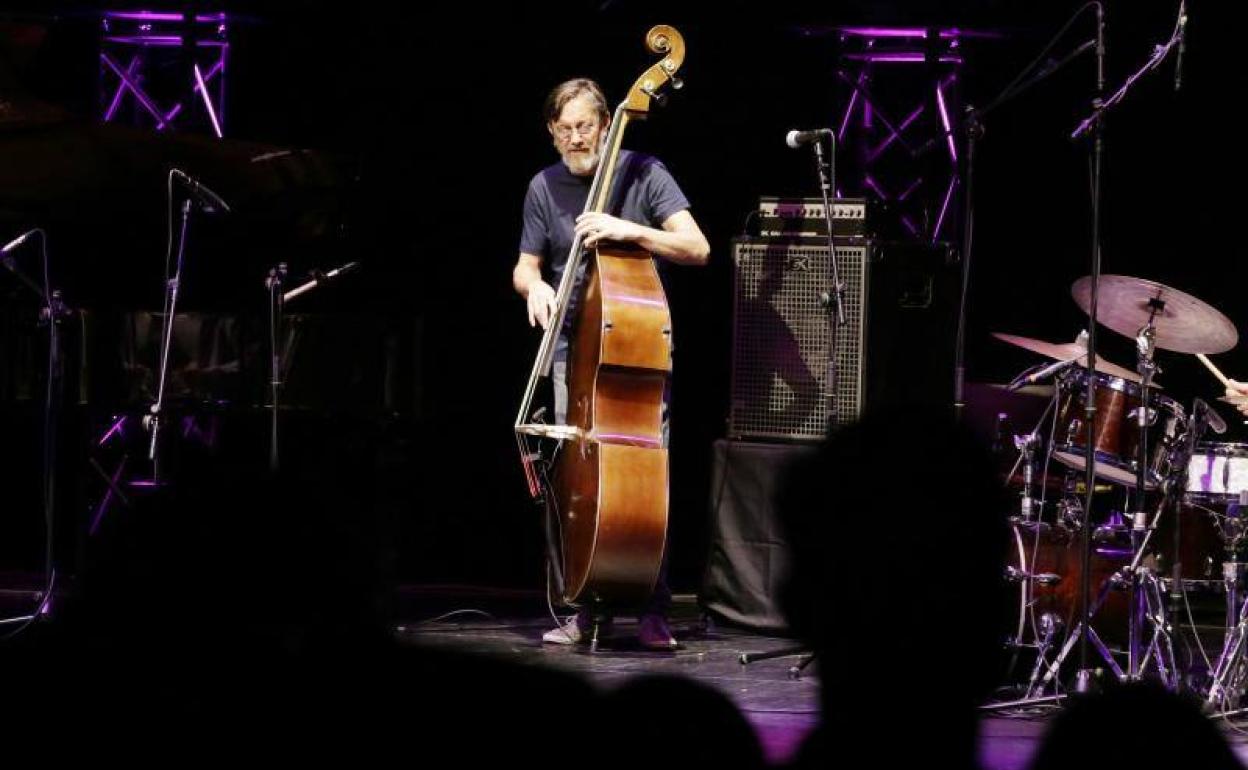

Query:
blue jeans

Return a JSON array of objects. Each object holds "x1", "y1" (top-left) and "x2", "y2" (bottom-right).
[{"x1": 552, "y1": 333, "x2": 671, "y2": 616}]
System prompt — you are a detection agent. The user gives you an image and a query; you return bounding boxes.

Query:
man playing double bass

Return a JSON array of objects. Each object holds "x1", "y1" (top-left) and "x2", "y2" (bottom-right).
[{"x1": 511, "y1": 78, "x2": 710, "y2": 650}]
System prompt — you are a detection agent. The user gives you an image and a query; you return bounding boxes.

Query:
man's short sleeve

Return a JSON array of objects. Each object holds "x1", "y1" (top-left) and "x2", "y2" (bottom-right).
[
  {"x1": 645, "y1": 160, "x2": 692, "y2": 226},
  {"x1": 519, "y1": 175, "x2": 550, "y2": 257}
]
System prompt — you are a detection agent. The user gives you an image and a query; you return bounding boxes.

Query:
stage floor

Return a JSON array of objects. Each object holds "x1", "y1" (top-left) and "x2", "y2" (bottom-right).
[{"x1": 394, "y1": 590, "x2": 1248, "y2": 769}]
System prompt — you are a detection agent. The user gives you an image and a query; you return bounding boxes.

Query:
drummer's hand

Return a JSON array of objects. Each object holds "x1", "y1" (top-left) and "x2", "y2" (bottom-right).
[
  {"x1": 1226, "y1": 379, "x2": 1248, "y2": 415},
  {"x1": 526, "y1": 280, "x2": 558, "y2": 329},
  {"x1": 576, "y1": 212, "x2": 642, "y2": 249}
]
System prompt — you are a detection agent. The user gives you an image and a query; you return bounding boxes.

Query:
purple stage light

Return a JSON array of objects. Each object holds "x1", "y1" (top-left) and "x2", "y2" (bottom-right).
[
  {"x1": 837, "y1": 72, "x2": 864, "y2": 143},
  {"x1": 843, "y1": 53, "x2": 964, "y2": 64},
  {"x1": 103, "y1": 10, "x2": 227, "y2": 23},
  {"x1": 101, "y1": 52, "x2": 170, "y2": 129},
  {"x1": 833, "y1": 25, "x2": 965, "y2": 242},
  {"x1": 194, "y1": 63, "x2": 223, "y2": 137},
  {"x1": 97, "y1": 416, "x2": 127, "y2": 447},
  {"x1": 932, "y1": 176, "x2": 958, "y2": 242},
  {"x1": 935, "y1": 79, "x2": 957, "y2": 163},
  {"x1": 865, "y1": 103, "x2": 926, "y2": 164},
  {"x1": 840, "y1": 26, "x2": 971, "y2": 40},
  {"x1": 863, "y1": 175, "x2": 889, "y2": 201},
  {"x1": 898, "y1": 177, "x2": 924, "y2": 203},
  {"x1": 103, "y1": 55, "x2": 142, "y2": 121},
  {"x1": 99, "y1": 9, "x2": 230, "y2": 136},
  {"x1": 163, "y1": 58, "x2": 225, "y2": 124}
]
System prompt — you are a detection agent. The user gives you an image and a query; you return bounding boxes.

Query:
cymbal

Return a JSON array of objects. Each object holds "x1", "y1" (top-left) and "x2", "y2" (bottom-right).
[
  {"x1": 991, "y1": 332, "x2": 1149, "y2": 384},
  {"x1": 1071, "y1": 275, "x2": 1238, "y2": 354}
]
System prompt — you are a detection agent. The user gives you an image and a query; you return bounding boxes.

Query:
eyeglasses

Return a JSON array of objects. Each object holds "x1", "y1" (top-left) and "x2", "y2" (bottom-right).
[{"x1": 553, "y1": 121, "x2": 599, "y2": 140}]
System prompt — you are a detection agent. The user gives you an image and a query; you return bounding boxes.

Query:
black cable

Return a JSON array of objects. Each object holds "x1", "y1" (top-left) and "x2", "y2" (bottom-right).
[{"x1": 985, "y1": 3, "x2": 1102, "y2": 117}]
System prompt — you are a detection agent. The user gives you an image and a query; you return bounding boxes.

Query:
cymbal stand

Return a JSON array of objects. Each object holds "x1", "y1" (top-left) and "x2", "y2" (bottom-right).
[{"x1": 1127, "y1": 305, "x2": 1162, "y2": 681}]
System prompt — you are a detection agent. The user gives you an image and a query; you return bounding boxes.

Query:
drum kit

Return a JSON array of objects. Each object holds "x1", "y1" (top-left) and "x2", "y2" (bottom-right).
[{"x1": 993, "y1": 273, "x2": 1248, "y2": 714}]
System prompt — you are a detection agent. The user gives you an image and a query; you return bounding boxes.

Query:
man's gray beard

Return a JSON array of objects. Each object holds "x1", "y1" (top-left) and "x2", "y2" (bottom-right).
[{"x1": 561, "y1": 148, "x2": 599, "y2": 176}]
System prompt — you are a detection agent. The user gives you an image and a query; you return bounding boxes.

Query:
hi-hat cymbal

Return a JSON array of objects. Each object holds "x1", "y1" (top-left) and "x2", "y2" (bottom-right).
[
  {"x1": 1071, "y1": 275, "x2": 1238, "y2": 354},
  {"x1": 991, "y1": 332, "x2": 1150, "y2": 384}
]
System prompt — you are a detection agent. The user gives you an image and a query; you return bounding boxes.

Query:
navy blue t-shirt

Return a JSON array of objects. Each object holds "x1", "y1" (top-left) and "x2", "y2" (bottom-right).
[{"x1": 519, "y1": 150, "x2": 690, "y2": 319}]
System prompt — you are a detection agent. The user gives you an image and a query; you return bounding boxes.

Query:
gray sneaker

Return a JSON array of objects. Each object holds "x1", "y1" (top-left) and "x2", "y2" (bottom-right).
[{"x1": 542, "y1": 612, "x2": 614, "y2": 645}]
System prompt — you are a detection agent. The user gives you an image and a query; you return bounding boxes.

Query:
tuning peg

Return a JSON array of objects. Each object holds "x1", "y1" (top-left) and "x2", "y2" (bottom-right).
[
  {"x1": 670, "y1": 77, "x2": 684, "y2": 91},
  {"x1": 651, "y1": 90, "x2": 669, "y2": 107}
]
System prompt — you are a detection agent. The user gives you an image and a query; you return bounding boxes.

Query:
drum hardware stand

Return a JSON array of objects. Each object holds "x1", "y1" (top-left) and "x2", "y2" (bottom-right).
[
  {"x1": 1030, "y1": 568, "x2": 1125, "y2": 694},
  {"x1": 1020, "y1": 420, "x2": 1209, "y2": 698},
  {"x1": 1022, "y1": 612, "x2": 1065, "y2": 698},
  {"x1": 1205, "y1": 570, "x2": 1248, "y2": 712},
  {"x1": 1016, "y1": 432, "x2": 1041, "y2": 524},
  {"x1": 990, "y1": 389, "x2": 1072, "y2": 702}
]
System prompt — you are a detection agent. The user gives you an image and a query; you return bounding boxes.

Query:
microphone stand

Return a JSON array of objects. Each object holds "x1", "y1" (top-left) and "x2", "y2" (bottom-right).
[
  {"x1": 147, "y1": 198, "x2": 193, "y2": 484},
  {"x1": 810, "y1": 136, "x2": 844, "y2": 436},
  {"x1": 1068, "y1": 0, "x2": 1186, "y2": 694},
  {"x1": 0, "y1": 229, "x2": 71, "y2": 629},
  {"x1": 265, "y1": 263, "x2": 287, "y2": 473},
  {"x1": 266, "y1": 260, "x2": 360, "y2": 473},
  {"x1": 1074, "y1": 1, "x2": 1107, "y2": 696},
  {"x1": 954, "y1": 11, "x2": 1100, "y2": 424},
  {"x1": 738, "y1": 136, "x2": 838, "y2": 675}
]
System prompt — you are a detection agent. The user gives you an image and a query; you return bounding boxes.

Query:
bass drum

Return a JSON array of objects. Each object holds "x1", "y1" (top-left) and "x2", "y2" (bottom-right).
[{"x1": 1006, "y1": 509, "x2": 1130, "y2": 647}]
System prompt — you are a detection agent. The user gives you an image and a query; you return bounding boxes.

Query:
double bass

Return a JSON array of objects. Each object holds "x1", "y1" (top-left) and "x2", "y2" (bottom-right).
[{"x1": 514, "y1": 26, "x2": 686, "y2": 624}]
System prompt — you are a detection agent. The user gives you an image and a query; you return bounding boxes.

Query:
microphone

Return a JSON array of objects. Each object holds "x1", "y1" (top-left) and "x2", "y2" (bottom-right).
[
  {"x1": 1007, "y1": 356, "x2": 1082, "y2": 392},
  {"x1": 0, "y1": 229, "x2": 37, "y2": 255},
  {"x1": 1037, "y1": 39, "x2": 1097, "y2": 80},
  {"x1": 785, "y1": 128, "x2": 832, "y2": 149},
  {"x1": 172, "y1": 169, "x2": 231, "y2": 214},
  {"x1": 1174, "y1": 0, "x2": 1187, "y2": 91},
  {"x1": 1195, "y1": 397, "x2": 1227, "y2": 435},
  {"x1": 283, "y1": 261, "x2": 361, "y2": 303}
]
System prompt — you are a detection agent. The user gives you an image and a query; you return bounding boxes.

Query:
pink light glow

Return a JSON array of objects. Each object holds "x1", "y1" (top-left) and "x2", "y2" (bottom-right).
[
  {"x1": 610, "y1": 295, "x2": 667, "y2": 308},
  {"x1": 595, "y1": 433, "x2": 662, "y2": 447}
]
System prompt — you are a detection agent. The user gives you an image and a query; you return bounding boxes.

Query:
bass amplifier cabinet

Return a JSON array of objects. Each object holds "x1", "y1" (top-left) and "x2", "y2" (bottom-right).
[{"x1": 729, "y1": 236, "x2": 958, "y2": 441}]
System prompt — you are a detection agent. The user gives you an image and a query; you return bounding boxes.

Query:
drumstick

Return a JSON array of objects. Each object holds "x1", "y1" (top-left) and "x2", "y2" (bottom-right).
[{"x1": 1196, "y1": 353, "x2": 1233, "y2": 389}]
